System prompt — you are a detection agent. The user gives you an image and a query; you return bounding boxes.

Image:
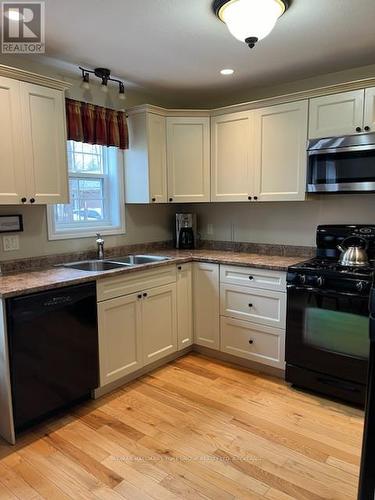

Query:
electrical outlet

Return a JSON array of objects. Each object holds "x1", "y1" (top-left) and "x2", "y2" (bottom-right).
[
  {"x1": 207, "y1": 223, "x2": 214, "y2": 235},
  {"x1": 3, "y1": 235, "x2": 20, "y2": 252}
]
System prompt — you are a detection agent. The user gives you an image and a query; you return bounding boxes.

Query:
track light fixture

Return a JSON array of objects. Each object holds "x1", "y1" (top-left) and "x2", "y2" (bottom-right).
[{"x1": 79, "y1": 66, "x2": 126, "y2": 100}]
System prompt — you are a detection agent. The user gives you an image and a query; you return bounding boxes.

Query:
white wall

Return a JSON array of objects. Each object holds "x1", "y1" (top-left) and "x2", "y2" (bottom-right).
[
  {"x1": 187, "y1": 195, "x2": 375, "y2": 247},
  {"x1": 0, "y1": 204, "x2": 177, "y2": 261}
]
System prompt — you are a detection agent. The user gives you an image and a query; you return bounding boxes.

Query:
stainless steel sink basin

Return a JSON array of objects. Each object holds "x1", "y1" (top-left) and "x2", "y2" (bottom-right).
[
  {"x1": 61, "y1": 260, "x2": 132, "y2": 272},
  {"x1": 111, "y1": 255, "x2": 171, "y2": 265}
]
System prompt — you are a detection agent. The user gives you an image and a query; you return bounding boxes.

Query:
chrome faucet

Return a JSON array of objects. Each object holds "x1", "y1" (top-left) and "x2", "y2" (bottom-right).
[{"x1": 96, "y1": 233, "x2": 104, "y2": 260}]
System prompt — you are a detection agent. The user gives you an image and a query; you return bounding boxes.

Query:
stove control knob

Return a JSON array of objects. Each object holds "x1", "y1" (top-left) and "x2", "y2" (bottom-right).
[
  {"x1": 316, "y1": 276, "x2": 324, "y2": 287},
  {"x1": 299, "y1": 274, "x2": 306, "y2": 284},
  {"x1": 356, "y1": 281, "x2": 366, "y2": 292}
]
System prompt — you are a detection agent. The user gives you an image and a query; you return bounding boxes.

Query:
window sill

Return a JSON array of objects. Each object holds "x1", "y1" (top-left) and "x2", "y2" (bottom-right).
[{"x1": 48, "y1": 225, "x2": 126, "y2": 241}]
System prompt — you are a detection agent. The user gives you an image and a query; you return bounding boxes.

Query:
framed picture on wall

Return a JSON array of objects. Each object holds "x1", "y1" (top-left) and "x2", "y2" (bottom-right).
[{"x1": 0, "y1": 215, "x2": 23, "y2": 233}]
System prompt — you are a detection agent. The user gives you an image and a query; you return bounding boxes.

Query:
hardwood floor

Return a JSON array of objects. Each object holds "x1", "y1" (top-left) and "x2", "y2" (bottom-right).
[{"x1": 0, "y1": 353, "x2": 364, "y2": 499}]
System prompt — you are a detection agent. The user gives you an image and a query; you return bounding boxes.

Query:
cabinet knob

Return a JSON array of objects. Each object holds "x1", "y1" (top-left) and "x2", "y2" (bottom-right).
[
  {"x1": 248, "y1": 303, "x2": 253, "y2": 308},
  {"x1": 364, "y1": 126, "x2": 371, "y2": 132},
  {"x1": 151, "y1": 197, "x2": 156, "y2": 202},
  {"x1": 137, "y1": 294, "x2": 142, "y2": 299},
  {"x1": 254, "y1": 196, "x2": 258, "y2": 201},
  {"x1": 177, "y1": 266, "x2": 182, "y2": 270},
  {"x1": 30, "y1": 198, "x2": 35, "y2": 204},
  {"x1": 21, "y1": 197, "x2": 27, "y2": 203},
  {"x1": 143, "y1": 292, "x2": 148, "y2": 297},
  {"x1": 248, "y1": 196, "x2": 252, "y2": 201},
  {"x1": 356, "y1": 127, "x2": 362, "y2": 132},
  {"x1": 249, "y1": 276, "x2": 254, "y2": 280},
  {"x1": 169, "y1": 198, "x2": 173, "y2": 202},
  {"x1": 249, "y1": 339, "x2": 254, "y2": 345}
]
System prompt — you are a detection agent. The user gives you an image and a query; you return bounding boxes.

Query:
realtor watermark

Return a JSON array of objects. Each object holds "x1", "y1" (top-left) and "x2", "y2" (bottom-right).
[{"x1": 1, "y1": 2, "x2": 45, "y2": 53}]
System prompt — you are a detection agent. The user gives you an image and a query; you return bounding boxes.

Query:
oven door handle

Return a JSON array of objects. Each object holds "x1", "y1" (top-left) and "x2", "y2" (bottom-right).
[{"x1": 287, "y1": 285, "x2": 364, "y2": 298}]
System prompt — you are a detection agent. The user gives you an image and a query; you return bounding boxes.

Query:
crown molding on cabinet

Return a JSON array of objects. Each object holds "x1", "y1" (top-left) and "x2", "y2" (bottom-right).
[
  {"x1": 127, "y1": 104, "x2": 211, "y2": 117},
  {"x1": 0, "y1": 64, "x2": 72, "y2": 91},
  {"x1": 127, "y1": 76, "x2": 375, "y2": 117}
]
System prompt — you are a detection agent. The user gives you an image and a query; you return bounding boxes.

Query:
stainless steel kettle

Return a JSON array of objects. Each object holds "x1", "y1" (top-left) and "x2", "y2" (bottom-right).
[{"x1": 337, "y1": 236, "x2": 369, "y2": 267}]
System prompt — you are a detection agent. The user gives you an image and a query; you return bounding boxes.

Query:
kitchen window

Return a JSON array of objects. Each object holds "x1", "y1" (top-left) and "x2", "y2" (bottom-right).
[{"x1": 47, "y1": 141, "x2": 125, "y2": 240}]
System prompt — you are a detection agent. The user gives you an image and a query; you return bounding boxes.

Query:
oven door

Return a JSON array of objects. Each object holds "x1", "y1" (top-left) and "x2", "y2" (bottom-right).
[
  {"x1": 307, "y1": 146, "x2": 375, "y2": 193},
  {"x1": 286, "y1": 285, "x2": 370, "y2": 384}
]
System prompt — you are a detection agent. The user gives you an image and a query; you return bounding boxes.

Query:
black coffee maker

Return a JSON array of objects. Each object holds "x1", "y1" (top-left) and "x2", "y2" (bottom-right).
[{"x1": 175, "y1": 213, "x2": 197, "y2": 250}]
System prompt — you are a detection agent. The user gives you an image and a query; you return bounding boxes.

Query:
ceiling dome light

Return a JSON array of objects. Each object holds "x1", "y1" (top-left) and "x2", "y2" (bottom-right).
[
  {"x1": 213, "y1": 0, "x2": 289, "y2": 49},
  {"x1": 220, "y1": 68, "x2": 235, "y2": 75}
]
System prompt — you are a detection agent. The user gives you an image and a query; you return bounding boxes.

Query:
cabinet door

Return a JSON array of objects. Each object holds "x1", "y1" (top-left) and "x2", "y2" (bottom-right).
[
  {"x1": 176, "y1": 263, "x2": 193, "y2": 350},
  {"x1": 0, "y1": 77, "x2": 26, "y2": 204},
  {"x1": 142, "y1": 283, "x2": 177, "y2": 365},
  {"x1": 98, "y1": 293, "x2": 143, "y2": 386},
  {"x1": 20, "y1": 83, "x2": 69, "y2": 204},
  {"x1": 148, "y1": 113, "x2": 167, "y2": 203},
  {"x1": 167, "y1": 117, "x2": 210, "y2": 202},
  {"x1": 211, "y1": 111, "x2": 254, "y2": 202},
  {"x1": 364, "y1": 87, "x2": 375, "y2": 133},
  {"x1": 193, "y1": 262, "x2": 220, "y2": 349},
  {"x1": 309, "y1": 90, "x2": 364, "y2": 139},
  {"x1": 253, "y1": 101, "x2": 308, "y2": 202}
]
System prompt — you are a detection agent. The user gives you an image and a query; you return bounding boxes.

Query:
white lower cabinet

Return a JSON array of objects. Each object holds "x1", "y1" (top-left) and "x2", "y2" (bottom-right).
[
  {"x1": 142, "y1": 283, "x2": 177, "y2": 366},
  {"x1": 97, "y1": 266, "x2": 179, "y2": 387},
  {"x1": 193, "y1": 262, "x2": 220, "y2": 349},
  {"x1": 221, "y1": 316, "x2": 285, "y2": 369},
  {"x1": 98, "y1": 293, "x2": 143, "y2": 386},
  {"x1": 176, "y1": 263, "x2": 193, "y2": 350},
  {"x1": 219, "y1": 265, "x2": 287, "y2": 370}
]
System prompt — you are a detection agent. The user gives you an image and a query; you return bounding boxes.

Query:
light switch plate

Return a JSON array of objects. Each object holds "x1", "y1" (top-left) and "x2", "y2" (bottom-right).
[{"x1": 3, "y1": 235, "x2": 20, "y2": 251}]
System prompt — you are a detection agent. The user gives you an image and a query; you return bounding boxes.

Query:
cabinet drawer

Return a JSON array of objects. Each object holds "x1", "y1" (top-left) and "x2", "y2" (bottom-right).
[
  {"x1": 97, "y1": 265, "x2": 176, "y2": 302},
  {"x1": 220, "y1": 265, "x2": 286, "y2": 292},
  {"x1": 220, "y1": 284, "x2": 286, "y2": 328},
  {"x1": 221, "y1": 316, "x2": 285, "y2": 369}
]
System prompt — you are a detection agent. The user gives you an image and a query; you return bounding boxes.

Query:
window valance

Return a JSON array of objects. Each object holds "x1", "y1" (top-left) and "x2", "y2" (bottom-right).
[{"x1": 65, "y1": 99, "x2": 129, "y2": 150}]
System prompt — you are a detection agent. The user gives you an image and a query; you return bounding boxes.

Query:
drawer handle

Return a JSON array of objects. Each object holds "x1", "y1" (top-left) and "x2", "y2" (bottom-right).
[
  {"x1": 248, "y1": 303, "x2": 253, "y2": 308},
  {"x1": 249, "y1": 276, "x2": 254, "y2": 280},
  {"x1": 249, "y1": 339, "x2": 254, "y2": 345}
]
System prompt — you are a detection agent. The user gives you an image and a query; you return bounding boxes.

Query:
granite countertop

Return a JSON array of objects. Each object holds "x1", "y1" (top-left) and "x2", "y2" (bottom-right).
[{"x1": 0, "y1": 249, "x2": 305, "y2": 299}]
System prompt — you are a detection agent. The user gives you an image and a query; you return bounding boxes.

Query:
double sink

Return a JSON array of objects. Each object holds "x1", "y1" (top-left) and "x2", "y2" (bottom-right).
[{"x1": 61, "y1": 255, "x2": 171, "y2": 272}]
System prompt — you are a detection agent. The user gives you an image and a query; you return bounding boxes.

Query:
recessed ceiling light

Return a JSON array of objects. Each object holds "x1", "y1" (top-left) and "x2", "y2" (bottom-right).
[{"x1": 220, "y1": 69, "x2": 234, "y2": 75}]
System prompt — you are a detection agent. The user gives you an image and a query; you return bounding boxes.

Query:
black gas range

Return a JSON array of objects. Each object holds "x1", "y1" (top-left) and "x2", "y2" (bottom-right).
[{"x1": 286, "y1": 225, "x2": 374, "y2": 406}]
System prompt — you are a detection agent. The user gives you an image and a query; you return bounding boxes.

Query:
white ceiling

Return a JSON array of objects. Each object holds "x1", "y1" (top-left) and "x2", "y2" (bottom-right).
[{"x1": 41, "y1": 0, "x2": 375, "y2": 105}]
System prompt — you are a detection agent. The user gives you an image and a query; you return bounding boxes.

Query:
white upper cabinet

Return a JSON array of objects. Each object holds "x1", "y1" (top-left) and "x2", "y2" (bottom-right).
[
  {"x1": 253, "y1": 100, "x2": 308, "y2": 202},
  {"x1": 364, "y1": 87, "x2": 375, "y2": 133},
  {"x1": 308, "y1": 90, "x2": 365, "y2": 139},
  {"x1": 167, "y1": 117, "x2": 210, "y2": 203},
  {"x1": 211, "y1": 111, "x2": 254, "y2": 202},
  {"x1": 0, "y1": 77, "x2": 26, "y2": 204},
  {"x1": 0, "y1": 77, "x2": 68, "y2": 205},
  {"x1": 21, "y1": 83, "x2": 68, "y2": 205},
  {"x1": 125, "y1": 111, "x2": 167, "y2": 204}
]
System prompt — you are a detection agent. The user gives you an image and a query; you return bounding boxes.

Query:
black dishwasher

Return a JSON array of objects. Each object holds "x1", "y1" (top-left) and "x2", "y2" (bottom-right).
[{"x1": 6, "y1": 282, "x2": 99, "y2": 431}]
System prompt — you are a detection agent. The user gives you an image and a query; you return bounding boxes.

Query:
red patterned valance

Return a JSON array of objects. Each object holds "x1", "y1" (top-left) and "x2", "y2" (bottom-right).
[{"x1": 65, "y1": 99, "x2": 129, "y2": 150}]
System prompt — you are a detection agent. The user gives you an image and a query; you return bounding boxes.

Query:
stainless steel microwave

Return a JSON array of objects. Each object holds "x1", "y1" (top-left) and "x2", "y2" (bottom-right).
[{"x1": 307, "y1": 132, "x2": 375, "y2": 193}]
